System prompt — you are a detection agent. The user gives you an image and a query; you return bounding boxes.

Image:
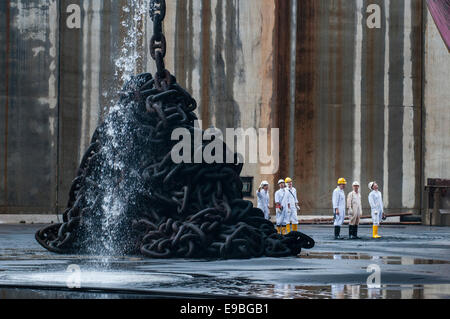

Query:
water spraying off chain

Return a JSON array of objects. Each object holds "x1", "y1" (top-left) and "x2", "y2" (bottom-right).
[
  {"x1": 91, "y1": 1, "x2": 150, "y2": 257},
  {"x1": 113, "y1": 0, "x2": 149, "y2": 89}
]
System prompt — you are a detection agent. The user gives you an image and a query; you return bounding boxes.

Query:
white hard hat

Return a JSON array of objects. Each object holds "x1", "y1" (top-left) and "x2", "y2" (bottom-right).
[
  {"x1": 353, "y1": 181, "x2": 360, "y2": 186},
  {"x1": 278, "y1": 179, "x2": 285, "y2": 185},
  {"x1": 260, "y1": 181, "x2": 269, "y2": 187},
  {"x1": 368, "y1": 182, "x2": 375, "y2": 190}
]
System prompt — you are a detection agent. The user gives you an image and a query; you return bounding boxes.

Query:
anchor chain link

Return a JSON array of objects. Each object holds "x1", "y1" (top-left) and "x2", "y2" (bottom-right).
[{"x1": 149, "y1": 0, "x2": 171, "y2": 91}]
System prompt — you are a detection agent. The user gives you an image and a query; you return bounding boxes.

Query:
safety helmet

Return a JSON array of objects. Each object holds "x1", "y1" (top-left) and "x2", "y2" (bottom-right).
[
  {"x1": 260, "y1": 181, "x2": 269, "y2": 187},
  {"x1": 285, "y1": 177, "x2": 293, "y2": 183},
  {"x1": 352, "y1": 181, "x2": 360, "y2": 187},
  {"x1": 368, "y1": 182, "x2": 375, "y2": 190},
  {"x1": 278, "y1": 179, "x2": 285, "y2": 185},
  {"x1": 337, "y1": 178, "x2": 347, "y2": 185}
]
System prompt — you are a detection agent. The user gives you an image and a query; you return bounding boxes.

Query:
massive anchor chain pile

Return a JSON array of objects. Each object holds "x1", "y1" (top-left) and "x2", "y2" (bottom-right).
[{"x1": 35, "y1": 0, "x2": 315, "y2": 259}]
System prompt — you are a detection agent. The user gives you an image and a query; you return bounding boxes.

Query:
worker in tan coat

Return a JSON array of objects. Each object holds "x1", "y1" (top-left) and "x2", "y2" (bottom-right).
[{"x1": 347, "y1": 181, "x2": 362, "y2": 239}]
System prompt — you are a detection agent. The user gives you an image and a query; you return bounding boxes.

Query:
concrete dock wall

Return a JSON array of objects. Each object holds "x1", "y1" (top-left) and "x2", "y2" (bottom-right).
[
  {"x1": 0, "y1": 0, "x2": 448, "y2": 216},
  {"x1": 0, "y1": 0, "x2": 59, "y2": 214},
  {"x1": 424, "y1": 9, "x2": 450, "y2": 183}
]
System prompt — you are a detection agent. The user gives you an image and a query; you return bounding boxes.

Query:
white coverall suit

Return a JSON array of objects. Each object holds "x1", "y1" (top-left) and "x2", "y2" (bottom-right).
[
  {"x1": 256, "y1": 189, "x2": 270, "y2": 220},
  {"x1": 332, "y1": 187, "x2": 346, "y2": 226},
  {"x1": 274, "y1": 188, "x2": 288, "y2": 227},
  {"x1": 285, "y1": 187, "x2": 299, "y2": 225},
  {"x1": 368, "y1": 190, "x2": 384, "y2": 226}
]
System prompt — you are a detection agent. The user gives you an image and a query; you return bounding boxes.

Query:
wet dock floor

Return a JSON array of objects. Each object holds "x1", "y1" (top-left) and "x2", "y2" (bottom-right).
[{"x1": 0, "y1": 224, "x2": 449, "y2": 299}]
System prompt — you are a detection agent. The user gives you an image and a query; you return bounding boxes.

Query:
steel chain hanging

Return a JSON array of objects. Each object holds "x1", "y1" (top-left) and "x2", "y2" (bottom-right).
[{"x1": 149, "y1": 0, "x2": 171, "y2": 91}]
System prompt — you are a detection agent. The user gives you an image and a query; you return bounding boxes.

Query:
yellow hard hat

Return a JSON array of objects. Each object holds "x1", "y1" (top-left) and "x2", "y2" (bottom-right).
[
  {"x1": 338, "y1": 178, "x2": 347, "y2": 185},
  {"x1": 285, "y1": 177, "x2": 293, "y2": 183}
]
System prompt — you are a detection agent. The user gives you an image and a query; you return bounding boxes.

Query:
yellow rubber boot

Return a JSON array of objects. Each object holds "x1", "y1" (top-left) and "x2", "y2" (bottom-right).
[
  {"x1": 286, "y1": 224, "x2": 291, "y2": 234},
  {"x1": 373, "y1": 226, "x2": 381, "y2": 239},
  {"x1": 276, "y1": 226, "x2": 281, "y2": 234},
  {"x1": 281, "y1": 226, "x2": 287, "y2": 235},
  {"x1": 292, "y1": 224, "x2": 298, "y2": 232}
]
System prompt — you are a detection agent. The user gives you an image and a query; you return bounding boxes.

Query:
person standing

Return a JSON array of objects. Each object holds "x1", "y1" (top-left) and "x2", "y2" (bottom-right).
[
  {"x1": 347, "y1": 181, "x2": 362, "y2": 239},
  {"x1": 332, "y1": 178, "x2": 347, "y2": 239},
  {"x1": 256, "y1": 181, "x2": 270, "y2": 220},
  {"x1": 368, "y1": 182, "x2": 385, "y2": 239},
  {"x1": 274, "y1": 179, "x2": 288, "y2": 235},
  {"x1": 285, "y1": 177, "x2": 300, "y2": 233}
]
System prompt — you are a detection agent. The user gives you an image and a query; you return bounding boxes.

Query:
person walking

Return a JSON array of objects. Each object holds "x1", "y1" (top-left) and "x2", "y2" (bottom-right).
[
  {"x1": 332, "y1": 178, "x2": 347, "y2": 239},
  {"x1": 347, "y1": 181, "x2": 362, "y2": 239},
  {"x1": 275, "y1": 179, "x2": 288, "y2": 235},
  {"x1": 368, "y1": 181, "x2": 385, "y2": 239},
  {"x1": 256, "y1": 181, "x2": 270, "y2": 220}
]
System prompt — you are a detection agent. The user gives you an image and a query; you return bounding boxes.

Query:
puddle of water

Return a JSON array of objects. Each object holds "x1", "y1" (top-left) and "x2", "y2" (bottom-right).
[
  {"x1": 241, "y1": 284, "x2": 450, "y2": 299},
  {"x1": 0, "y1": 270, "x2": 192, "y2": 289},
  {"x1": 298, "y1": 252, "x2": 450, "y2": 265}
]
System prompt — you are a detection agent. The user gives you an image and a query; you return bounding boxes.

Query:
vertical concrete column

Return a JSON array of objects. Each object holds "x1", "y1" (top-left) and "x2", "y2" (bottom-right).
[
  {"x1": 274, "y1": 0, "x2": 292, "y2": 182},
  {"x1": 431, "y1": 188, "x2": 441, "y2": 226},
  {"x1": 294, "y1": 1, "x2": 319, "y2": 214},
  {"x1": 259, "y1": 0, "x2": 277, "y2": 212}
]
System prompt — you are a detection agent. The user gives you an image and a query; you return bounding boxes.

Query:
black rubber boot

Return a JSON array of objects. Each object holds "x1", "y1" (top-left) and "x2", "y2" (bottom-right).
[
  {"x1": 354, "y1": 225, "x2": 361, "y2": 239},
  {"x1": 334, "y1": 226, "x2": 341, "y2": 239},
  {"x1": 349, "y1": 225, "x2": 354, "y2": 239}
]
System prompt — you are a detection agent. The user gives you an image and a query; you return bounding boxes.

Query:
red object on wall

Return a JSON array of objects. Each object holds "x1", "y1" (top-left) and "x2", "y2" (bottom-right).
[{"x1": 427, "y1": 0, "x2": 450, "y2": 51}]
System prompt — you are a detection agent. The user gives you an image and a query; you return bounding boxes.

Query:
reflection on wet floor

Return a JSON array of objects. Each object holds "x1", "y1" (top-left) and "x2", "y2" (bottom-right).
[
  {"x1": 2, "y1": 259, "x2": 450, "y2": 299},
  {"x1": 1, "y1": 283, "x2": 449, "y2": 299},
  {"x1": 250, "y1": 283, "x2": 450, "y2": 299},
  {"x1": 1, "y1": 246, "x2": 449, "y2": 298},
  {"x1": 5, "y1": 249, "x2": 448, "y2": 265},
  {"x1": 298, "y1": 252, "x2": 450, "y2": 265},
  {"x1": 1, "y1": 250, "x2": 450, "y2": 299}
]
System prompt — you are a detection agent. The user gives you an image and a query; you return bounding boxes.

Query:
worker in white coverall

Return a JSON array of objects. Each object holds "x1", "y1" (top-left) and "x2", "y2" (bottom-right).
[
  {"x1": 284, "y1": 177, "x2": 300, "y2": 233},
  {"x1": 368, "y1": 181, "x2": 385, "y2": 238},
  {"x1": 347, "y1": 181, "x2": 362, "y2": 239},
  {"x1": 256, "y1": 181, "x2": 270, "y2": 220},
  {"x1": 332, "y1": 178, "x2": 347, "y2": 239},
  {"x1": 274, "y1": 179, "x2": 288, "y2": 235}
]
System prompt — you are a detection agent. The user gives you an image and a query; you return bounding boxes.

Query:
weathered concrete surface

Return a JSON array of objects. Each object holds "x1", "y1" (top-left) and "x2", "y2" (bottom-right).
[
  {"x1": 0, "y1": 0, "x2": 59, "y2": 214},
  {"x1": 0, "y1": 224, "x2": 449, "y2": 298},
  {"x1": 424, "y1": 9, "x2": 450, "y2": 182},
  {"x1": 293, "y1": 0, "x2": 424, "y2": 215},
  {"x1": 0, "y1": 1, "x2": 449, "y2": 218}
]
